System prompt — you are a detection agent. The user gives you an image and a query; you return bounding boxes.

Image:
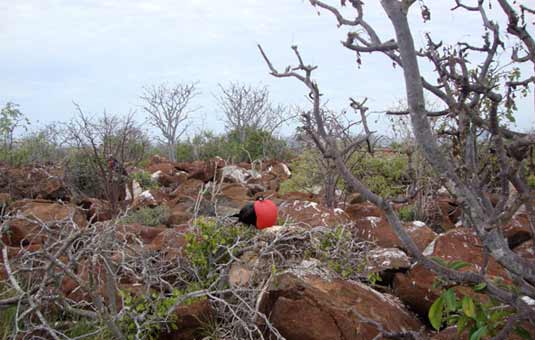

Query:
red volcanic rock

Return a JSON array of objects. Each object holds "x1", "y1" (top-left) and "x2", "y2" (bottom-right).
[
  {"x1": 259, "y1": 273, "x2": 422, "y2": 340},
  {"x1": 353, "y1": 217, "x2": 437, "y2": 252},
  {"x1": 2, "y1": 200, "x2": 87, "y2": 246},
  {"x1": 159, "y1": 299, "x2": 213, "y2": 340},
  {"x1": 344, "y1": 203, "x2": 384, "y2": 220},
  {"x1": 278, "y1": 200, "x2": 350, "y2": 227}
]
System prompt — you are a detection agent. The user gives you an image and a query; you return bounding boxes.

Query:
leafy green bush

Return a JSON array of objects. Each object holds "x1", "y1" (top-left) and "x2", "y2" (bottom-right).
[
  {"x1": 428, "y1": 258, "x2": 531, "y2": 339},
  {"x1": 306, "y1": 226, "x2": 366, "y2": 280},
  {"x1": 118, "y1": 289, "x2": 183, "y2": 340},
  {"x1": 184, "y1": 217, "x2": 255, "y2": 286},
  {"x1": 120, "y1": 205, "x2": 170, "y2": 227},
  {"x1": 176, "y1": 128, "x2": 292, "y2": 162},
  {"x1": 428, "y1": 287, "x2": 530, "y2": 339},
  {"x1": 398, "y1": 204, "x2": 416, "y2": 222},
  {"x1": 351, "y1": 152, "x2": 409, "y2": 198},
  {"x1": 130, "y1": 170, "x2": 158, "y2": 190},
  {"x1": 527, "y1": 174, "x2": 535, "y2": 190},
  {"x1": 64, "y1": 150, "x2": 104, "y2": 198},
  {"x1": 279, "y1": 149, "x2": 323, "y2": 195}
]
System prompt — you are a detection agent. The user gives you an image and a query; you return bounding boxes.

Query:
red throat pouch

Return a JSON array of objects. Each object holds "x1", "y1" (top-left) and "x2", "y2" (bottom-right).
[{"x1": 253, "y1": 199, "x2": 278, "y2": 229}]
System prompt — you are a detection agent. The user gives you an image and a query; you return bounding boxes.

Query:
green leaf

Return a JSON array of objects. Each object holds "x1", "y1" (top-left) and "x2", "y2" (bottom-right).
[
  {"x1": 462, "y1": 296, "x2": 476, "y2": 318},
  {"x1": 470, "y1": 326, "x2": 487, "y2": 340},
  {"x1": 456, "y1": 315, "x2": 469, "y2": 333},
  {"x1": 429, "y1": 295, "x2": 445, "y2": 330},
  {"x1": 444, "y1": 289, "x2": 457, "y2": 312},
  {"x1": 514, "y1": 326, "x2": 533, "y2": 340},
  {"x1": 450, "y1": 260, "x2": 471, "y2": 270},
  {"x1": 473, "y1": 282, "x2": 487, "y2": 291}
]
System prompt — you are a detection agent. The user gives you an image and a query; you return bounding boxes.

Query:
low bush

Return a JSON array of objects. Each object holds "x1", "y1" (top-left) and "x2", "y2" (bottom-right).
[
  {"x1": 120, "y1": 205, "x2": 170, "y2": 227},
  {"x1": 130, "y1": 170, "x2": 159, "y2": 190},
  {"x1": 184, "y1": 217, "x2": 255, "y2": 286},
  {"x1": 63, "y1": 150, "x2": 104, "y2": 198}
]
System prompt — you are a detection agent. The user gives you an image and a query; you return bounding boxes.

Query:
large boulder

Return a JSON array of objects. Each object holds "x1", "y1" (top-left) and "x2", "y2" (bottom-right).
[
  {"x1": 218, "y1": 183, "x2": 251, "y2": 208},
  {"x1": 171, "y1": 179, "x2": 204, "y2": 199},
  {"x1": 147, "y1": 226, "x2": 189, "y2": 261},
  {"x1": 167, "y1": 207, "x2": 193, "y2": 226},
  {"x1": 344, "y1": 203, "x2": 384, "y2": 220},
  {"x1": 176, "y1": 158, "x2": 225, "y2": 183},
  {"x1": 0, "y1": 165, "x2": 68, "y2": 200},
  {"x1": 259, "y1": 271, "x2": 422, "y2": 340},
  {"x1": 2, "y1": 200, "x2": 87, "y2": 246},
  {"x1": 353, "y1": 217, "x2": 437, "y2": 252},
  {"x1": 279, "y1": 200, "x2": 350, "y2": 227},
  {"x1": 365, "y1": 247, "x2": 412, "y2": 274},
  {"x1": 220, "y1": 165, "x2": 259, "y2": 184},
  {"x1": 278, "y1": 191, "x2": 319, "y2": 202}
]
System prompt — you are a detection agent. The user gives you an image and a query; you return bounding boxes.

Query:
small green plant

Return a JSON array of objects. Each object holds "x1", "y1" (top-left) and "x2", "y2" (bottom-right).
[
  {"x1": 527, "y1": 174, "x2": 535, "y2": 190},
  {"x1": 0, "y1": 305, "x2": 16, "y2": 340},
  {"x1": 428, "y1": 288, "x2": 531, "y2": 340},
  {"x1": 428, "y1": 258, "x2": 532, "y2": 339},
  {"x1": 131, "y1": 170, "x2": 159, "y2": 190},
  {"x1": 118, "y1": 288, "x2": 187, "y2": 340},
  {"x1": 184, "y1": 217, "x2": 255, "y2": 286},
  {"x1": 367, "y1": 272, "x2": 383, "y2": 286},
  {"x1": 314, "y1": 226, "x2": 362, "y2": 279},
  {"x1": 120, "y1": 205, "x2": 170, "y2": 227},
  {"x1": 350, "y1": 152, "x2": 409, "y2": 198},
  {"x1": 279, "y1": 149, "x2": 323, "y2": 195},
  {"x1": 64, "y1": 320, "x2": 110, "y2": 340},
  {"x1": 398, "y1": 204, "x2": 416, "y2": 222}
]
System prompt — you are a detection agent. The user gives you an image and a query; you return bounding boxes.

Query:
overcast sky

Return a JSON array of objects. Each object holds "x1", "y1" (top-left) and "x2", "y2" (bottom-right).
[{"x1": 2, "y1": 0, "x2": 534, "y2": 137}]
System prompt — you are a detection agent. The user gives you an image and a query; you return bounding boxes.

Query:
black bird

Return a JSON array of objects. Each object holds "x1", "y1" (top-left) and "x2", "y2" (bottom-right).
[
  {"x1": 230, "y1": 196, "x2": 278, "y2": 229},
  {"x1": 230, "y1": 202, "x2": 256, "y2": 226}
]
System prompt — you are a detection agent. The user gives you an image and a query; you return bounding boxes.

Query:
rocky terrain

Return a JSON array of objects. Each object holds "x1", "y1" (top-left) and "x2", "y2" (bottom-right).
[{"x1": 0, "y1": 155, "x2": 534, "y2": 339}]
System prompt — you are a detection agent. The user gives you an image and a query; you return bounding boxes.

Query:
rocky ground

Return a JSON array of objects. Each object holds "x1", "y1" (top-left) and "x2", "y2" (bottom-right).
[{"x1": 0, "y1": 156, "x2": 534, "y2": 339}]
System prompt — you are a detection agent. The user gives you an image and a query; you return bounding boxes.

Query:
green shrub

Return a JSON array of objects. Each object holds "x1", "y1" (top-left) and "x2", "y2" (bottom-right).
[
  {"x1": 398, "y1": 204, "x2": 416, "y2": 222},
  {"x1": 120, "y1": 205, "x2": 170, "y2": 227},
  {"x1": 0, "y1": 305, "x2": 16, "y2": 340},
  {"x1": 131, "y1": 170, "x2": 158, "y2": 190},
  {"x1": 527, "y1": 174, "x2": 535, "y2": 189},
  {"x1": 176, "y1": 128, "x2": 293, "y2": 162},
  {"x1": 184, "y1": 217, "x2": 255, "y2": 286},
  {"x1": 64, "y1": 150, "x2": 104, "y2": 198},
  {"x1": 279, "y1": 149, "x2": 323, "y2": 195},
  {"x1": 351, "y1": 152, "x2": 409, "y2": 198},
  {"x1": 309, "y1": 226, "x2": 366, "y2": 280},
  {"x1": 428, "y1": 287, "x2": 530, "y2": 339},
  {"x1": 118, "y1": 289, "x2": 185, "y2": 340}
]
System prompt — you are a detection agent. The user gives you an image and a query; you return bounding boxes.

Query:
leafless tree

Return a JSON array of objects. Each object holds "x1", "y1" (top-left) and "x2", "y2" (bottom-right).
[
  {"x1": 65, "y1": 105, "x2": 146, "y2": 211},
  {"x1": 216, "y1": 82, "x2": 292, "y2": 143},
  {"x1": 297, "y1": 105, "x2": 373, "y2": 208},
  {"x1": 259, "y1": 0, "x2": 535, "y2": 336},
  {"x1": 140, "y1": 82, "x2": 199, "y2": 161}
]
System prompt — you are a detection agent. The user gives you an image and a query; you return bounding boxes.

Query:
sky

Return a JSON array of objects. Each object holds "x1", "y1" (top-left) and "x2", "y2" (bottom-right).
[{"x1": 1, "y1": 0, "x2": 534, "y2": 138}]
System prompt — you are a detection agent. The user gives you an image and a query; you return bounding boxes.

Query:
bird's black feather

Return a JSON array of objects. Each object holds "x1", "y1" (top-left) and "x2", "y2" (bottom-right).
[{"x1": 234, "y1": 202, "x2": 256, "y2": 226}]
